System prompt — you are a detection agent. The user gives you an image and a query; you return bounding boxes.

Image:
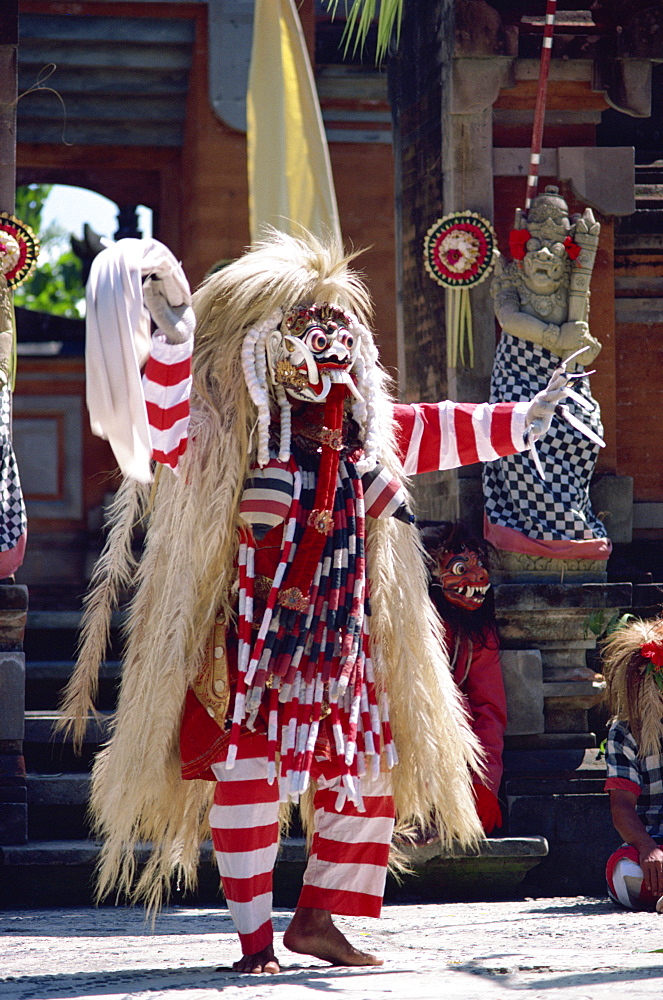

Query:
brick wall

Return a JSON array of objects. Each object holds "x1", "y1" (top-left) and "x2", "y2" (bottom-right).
[{"x1": 614, "y1": 246, "x2": 663, "y2": 506}]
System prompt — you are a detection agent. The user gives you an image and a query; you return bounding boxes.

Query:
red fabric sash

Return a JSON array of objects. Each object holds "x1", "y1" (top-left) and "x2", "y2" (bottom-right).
[{"x1": 278, "y1": 382, "x2": 346, "y2": 611}]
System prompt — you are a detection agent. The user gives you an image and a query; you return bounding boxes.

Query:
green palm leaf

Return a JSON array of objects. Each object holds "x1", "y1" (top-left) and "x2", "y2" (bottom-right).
[{"x1": 323, "y1": 0, "x2": 404, "y2": 63}]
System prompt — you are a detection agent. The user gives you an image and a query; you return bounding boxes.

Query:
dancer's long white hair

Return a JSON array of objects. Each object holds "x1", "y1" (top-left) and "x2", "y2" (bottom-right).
[{"x1": 59, "y1": 229, "x2": 483, "y2": 914}]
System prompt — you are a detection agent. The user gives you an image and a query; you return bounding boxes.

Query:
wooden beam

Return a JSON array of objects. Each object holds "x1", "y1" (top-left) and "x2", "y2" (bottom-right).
[{"x1": 0, "y1": 1, "x2": 18, "y2": 214}]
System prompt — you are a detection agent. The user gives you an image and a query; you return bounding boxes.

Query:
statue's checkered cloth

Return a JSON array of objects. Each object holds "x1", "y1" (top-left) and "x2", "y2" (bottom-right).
[
  {"x1": 482, "y1": 333, "x2": 608, "y2": 543},
  {"x1": 0, "y1": 387, "x2": 26, "y2": 555}
]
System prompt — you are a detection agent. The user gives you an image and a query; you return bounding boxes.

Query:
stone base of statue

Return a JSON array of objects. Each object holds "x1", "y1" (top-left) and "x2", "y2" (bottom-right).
[
  {"x1": 490, "y1": 550, "x2": 608, "y2": 585},
  {"x1": 494, "y1": 581, "x2": 632, "y2": 735}
]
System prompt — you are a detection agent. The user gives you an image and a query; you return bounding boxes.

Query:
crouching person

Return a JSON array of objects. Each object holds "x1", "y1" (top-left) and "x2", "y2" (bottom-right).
[{"x1": 603, "y1": 616, "x2": 663, "y2": 912}]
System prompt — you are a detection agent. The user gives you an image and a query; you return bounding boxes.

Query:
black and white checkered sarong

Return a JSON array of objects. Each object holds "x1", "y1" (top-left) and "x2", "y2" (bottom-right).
[
  {"x1": 482, "y1": 334, "x2": 608, "y2": 543},
  {"x1": 0, "y1": 387, "x2": 26, "y2": 554}
]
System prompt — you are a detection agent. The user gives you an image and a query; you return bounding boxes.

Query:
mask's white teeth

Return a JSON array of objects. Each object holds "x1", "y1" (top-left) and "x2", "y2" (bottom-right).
[
  {"x1": 314, "y1": 376, "x2": 332, "y2": 401},
  {"x1": 283, "y1": 335, "x2": 320, "y2": 386},
  {"x1": 332, "y1": 369, "x2": 362, "y2": 400},
  {"x1": 305, "y1": 355, "x2": 320, "y2": 386}
]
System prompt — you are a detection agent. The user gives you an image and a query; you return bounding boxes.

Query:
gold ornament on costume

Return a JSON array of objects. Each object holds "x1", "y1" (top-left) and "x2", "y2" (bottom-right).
[
  {"x1": 319, "y1": 427, "x2": 343, "y2": 451},
  {"x1": 277, "y1": 586, "x2": 309, "y2": 612},
  {"x1": 283, "y1": 302, "x2": 352, "y2": 338},
  {"x1": 192, "y1": 613, "x2": 230, "y2": 727},
  {"x1": 274, "y1": 358, "x2": 309, "y2": 391},
  {"x1": 308, "y1": 508, "x2": 334, "y2": 534}
]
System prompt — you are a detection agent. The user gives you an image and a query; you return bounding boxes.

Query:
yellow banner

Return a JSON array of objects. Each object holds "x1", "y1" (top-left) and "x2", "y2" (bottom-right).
[{"x1": 247, "y1": 0, "x2": 341, "y2": 245}]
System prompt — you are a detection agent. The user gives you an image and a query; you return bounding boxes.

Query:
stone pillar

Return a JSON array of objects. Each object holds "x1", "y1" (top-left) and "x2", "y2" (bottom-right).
[
  {"x1": 0, "y1": 2, "x2": 17, "y2": 216},
  {"x1": 0, "y1": 584, "x2": 28, "y2": 845},
  {"x1": 500, "y1": 649, "x2": 544, "y2": 736},
  {"x1": 388, "y1": 1, "x2": 516, "y2": 527},
  {"x1": 447, "y1": 21, "x2": 514, "y2": 527},
  {"x1": 387, "y1": 0, "x2": 455, "y2": 522},
  {"x1": 0, "y1": 3, "x2": 26, "y2": 846},
  {"x1": 495, "y1": 581, "x2": 632, "y2": 735},
  {"x1": 447, "y1": 3, "x2": 516, "y2": 411}
]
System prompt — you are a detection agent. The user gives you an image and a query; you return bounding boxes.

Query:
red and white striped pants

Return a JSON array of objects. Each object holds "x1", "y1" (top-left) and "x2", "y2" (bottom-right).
[
  {"x1": 209, "y1": 733, "x2": 395, "y2": 955},
  {"x1": 606, "y1": 844, "x2": 661, "y2": 911}
]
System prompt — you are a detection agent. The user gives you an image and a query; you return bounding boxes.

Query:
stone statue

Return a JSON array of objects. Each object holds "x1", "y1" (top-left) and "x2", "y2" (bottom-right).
[
  {"x1": 0, "y1": 275, "x2": 26, "y2": 579},
  {"x1": 482, "y1": 186, "x2": 611, "y2": 579}
]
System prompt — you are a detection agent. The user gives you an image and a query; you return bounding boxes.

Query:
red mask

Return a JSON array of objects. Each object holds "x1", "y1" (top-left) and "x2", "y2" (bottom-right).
[{"x1": 433, "y1": 546, "x2": 491, "y2": 611}]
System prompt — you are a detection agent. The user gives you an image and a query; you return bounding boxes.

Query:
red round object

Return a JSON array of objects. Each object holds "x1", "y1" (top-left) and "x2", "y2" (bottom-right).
[
  {"x1": 423, "y1": 212, "x2": 497, "y2": 289},
  {"x1": 0, "y1": 214, "x2": 40, "y2": 288}
]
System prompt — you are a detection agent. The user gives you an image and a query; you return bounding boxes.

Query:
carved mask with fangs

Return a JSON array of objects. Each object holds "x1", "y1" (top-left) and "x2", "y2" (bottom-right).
[
  {"x1": 434, "y1": 546, "x2": 491, "y2": 612},
  {"x1": 266, "y1": 302, "x2": 361, "y2": 403}
]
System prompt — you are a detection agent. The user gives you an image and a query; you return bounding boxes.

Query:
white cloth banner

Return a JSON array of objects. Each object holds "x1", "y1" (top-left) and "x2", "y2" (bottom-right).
[{"x1": 85, "y1": 238, "x2": 192, "y2": 483}]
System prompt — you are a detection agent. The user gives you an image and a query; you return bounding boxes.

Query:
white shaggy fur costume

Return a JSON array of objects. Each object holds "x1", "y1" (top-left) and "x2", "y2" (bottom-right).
[{"x1": 62, "y1": 232, "x2": 539, "y2": 932}]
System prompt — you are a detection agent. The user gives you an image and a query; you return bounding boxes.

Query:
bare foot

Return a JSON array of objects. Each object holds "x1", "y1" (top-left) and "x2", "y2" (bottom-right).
[
  {"x1": 283, "y1": 906, "x2": 383, "y2": 966},
  {"x1": 232, "y1": 945, "x2": 280, "y2": 974}
]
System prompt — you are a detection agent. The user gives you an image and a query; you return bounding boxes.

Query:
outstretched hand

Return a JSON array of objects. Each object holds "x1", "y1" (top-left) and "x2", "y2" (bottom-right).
[
  {"x1": 143, "y1": 273, "x2": 195, "y2": 345},
  {"x1": 524, "y1": 368, "x2": 571, "y2": 442}
]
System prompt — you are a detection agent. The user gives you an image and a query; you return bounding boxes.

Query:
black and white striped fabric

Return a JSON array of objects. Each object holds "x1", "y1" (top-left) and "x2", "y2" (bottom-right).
[
  {"x1": 482, "y1": 333, "x2": 608, "y2": 543},
  {"x1": 361, "y1": 463, "x2": 413, "y2": 523},
  {"x1": 239, "y1": 459, "x2": 295, "y2": 540}
]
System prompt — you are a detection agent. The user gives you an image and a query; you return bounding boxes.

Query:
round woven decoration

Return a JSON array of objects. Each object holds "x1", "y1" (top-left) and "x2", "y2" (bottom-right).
[
  {"x1": 0, "y1": 214, "x2": 40, "y2": 288},
  {"x1": 423, "y1": 212, "x2": 497, "y2": 288}
]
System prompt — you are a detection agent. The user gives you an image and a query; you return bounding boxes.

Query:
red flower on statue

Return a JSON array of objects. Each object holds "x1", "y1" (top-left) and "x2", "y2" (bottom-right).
[
  {"x1": 640, "y1": 640, "x2": 663, "y2": 669},
  {"x1": 508, "y1": 228, "x2": 529, "y2": 261},
  {"x1": 564, "y1": 236, "x2": 581, "y2": 261}
]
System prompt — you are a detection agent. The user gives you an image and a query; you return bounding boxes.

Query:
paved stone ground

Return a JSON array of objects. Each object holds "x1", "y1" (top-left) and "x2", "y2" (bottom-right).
[{"x1": 2, "y1": 897, "x2": 663, "y2": 1000}]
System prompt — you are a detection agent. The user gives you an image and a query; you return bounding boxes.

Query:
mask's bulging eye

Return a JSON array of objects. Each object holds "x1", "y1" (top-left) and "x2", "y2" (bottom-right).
[
  {"x1": 339, "y1": 330, "x2": 354, "y2": 350},
  {"x1": 451, "y1": 561, "x2": 466, "y2": 575},
  {"x1": 305, "y1": 327, "x2": 329, "y2": 353}
]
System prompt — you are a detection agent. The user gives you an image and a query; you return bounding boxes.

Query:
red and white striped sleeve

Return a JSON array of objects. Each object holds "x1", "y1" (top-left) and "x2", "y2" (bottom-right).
[
  {"x1": 393, "y1": 400, "x2": 531, "y2": 476},
  {"x1": 141, "y1": 333, "x2": 192, "y2": 472}
]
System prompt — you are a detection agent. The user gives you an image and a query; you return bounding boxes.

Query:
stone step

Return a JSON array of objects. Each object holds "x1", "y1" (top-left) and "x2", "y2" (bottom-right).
[
  {"x1": 26, "y1": 774, "x2": 91, "y2": 841},
  {"x1": 24, "y1": 660, "x2": 122, "y2": 712},
  {"x1": 504, "y1": 733, "x2": 596, "y2": 750},
  {"x1": 24, "y1": 610, "x2": 126, "y2": 664},
  {"x1": 26, "y1": 781, "x2": 91, "y2": 842},
  {"x1": 26, "y1": 610, "x2": 126, "y2": 629},
  {"x1": 502, "y1": 746, "x2": 606, "y2": 777},
  {"x1": 23, "y1": 711, "x2": 113, "y2": 774},
  {"x1": 506, "y1": 777, "x2": 605, "y2": 795},
  {"x1": 24, "y1": 710, "x2": 112, "y2": 743},
  {"x1": 1, "y1": 835, "x2": 547, "y2": 867},
  {"x1": 0, "y1": 836, "x2": 549, "y2": 906},
  {"x1": 0, "y1": 837, "x2": 305, "y2": 906},
  {"x1": 507, "y1": 788, "x2": 620, "y2": 897},
  {"x1": 25, "y1": 660, "x2": 121, "y2": 680},
  {"x1": 0, "y1": 838, "x2": 296, "y2": 866},
  {"x1": 27, "y1": 611, "x2": 84, "y2": 630},
  {"x1": 27, "y1": 772, "x2": 89, "y2": 805}
]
